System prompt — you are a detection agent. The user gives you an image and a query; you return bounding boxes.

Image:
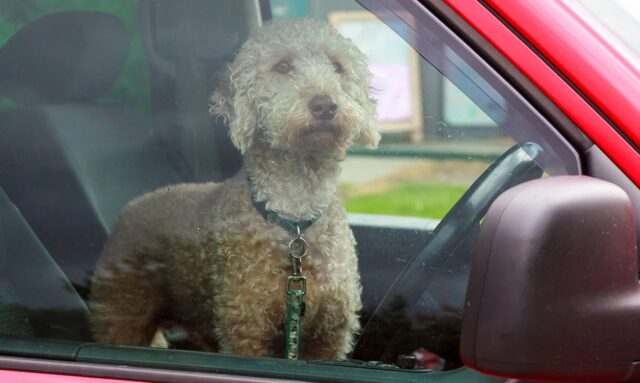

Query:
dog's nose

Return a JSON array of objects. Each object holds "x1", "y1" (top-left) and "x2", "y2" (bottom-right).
[{"x1": 308, "y1": 95, "x2": 337, "y2": 120}]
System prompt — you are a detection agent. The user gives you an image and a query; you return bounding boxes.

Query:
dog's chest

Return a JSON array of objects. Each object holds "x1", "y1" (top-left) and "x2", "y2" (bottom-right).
[
  {"x1": 160, "y1": 218, "x2": 359, "y2": 357},
  {"x1": 211, "y1": 228, "x2": 348, "y2": 288}
]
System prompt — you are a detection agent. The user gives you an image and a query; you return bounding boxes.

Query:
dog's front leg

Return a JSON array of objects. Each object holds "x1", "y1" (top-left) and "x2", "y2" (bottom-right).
[
  {"x1": 213, "y1": 287, "x2": 285, "y2": 357},
  {"x1": 210, "y1": 236, "x2": 290, "y2": 357},
  {"x1": 299, "y1": 284, "x2": 362, "y2": 361}
]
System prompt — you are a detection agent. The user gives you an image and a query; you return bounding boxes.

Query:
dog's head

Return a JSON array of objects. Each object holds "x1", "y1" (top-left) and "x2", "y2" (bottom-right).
[{"x1": 210, "y1": 18, "x2": 380, "y2": 156}]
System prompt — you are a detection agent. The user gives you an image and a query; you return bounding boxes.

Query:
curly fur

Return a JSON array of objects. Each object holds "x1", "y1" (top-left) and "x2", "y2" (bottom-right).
[{"x1": 90, "y1": 18, "x2": 379, "y2": 360}]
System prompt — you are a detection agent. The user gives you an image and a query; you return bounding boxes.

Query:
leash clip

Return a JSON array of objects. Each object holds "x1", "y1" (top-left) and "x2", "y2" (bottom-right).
[{"x1": 287, "y1": 275, "x2": 307, "y2": 295}]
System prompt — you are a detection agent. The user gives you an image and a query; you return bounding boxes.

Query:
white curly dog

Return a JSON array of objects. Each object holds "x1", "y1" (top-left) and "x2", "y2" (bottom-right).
[{"x1": 90, "y1": 18, "x2": 380, "y2": 360}]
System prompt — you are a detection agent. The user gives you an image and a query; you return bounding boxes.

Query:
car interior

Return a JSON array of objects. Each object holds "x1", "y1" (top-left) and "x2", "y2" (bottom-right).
[{"x1": 0, "y1": 0, "x2": 440, "y2": 365}]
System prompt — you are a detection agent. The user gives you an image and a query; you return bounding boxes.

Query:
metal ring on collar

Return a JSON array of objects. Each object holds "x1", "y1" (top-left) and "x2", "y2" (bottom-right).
[{"x1": 288, "y1": 236, "x2": 308, "y2": 259}]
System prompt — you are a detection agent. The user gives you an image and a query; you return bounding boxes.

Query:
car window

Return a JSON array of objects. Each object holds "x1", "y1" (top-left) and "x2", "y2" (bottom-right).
[
  {"x1": 570, "y1": 0, "x2": 640, "y2": 62},
  {"x1": 0, "y1": 0, "x2": 580, "y2": 380}
]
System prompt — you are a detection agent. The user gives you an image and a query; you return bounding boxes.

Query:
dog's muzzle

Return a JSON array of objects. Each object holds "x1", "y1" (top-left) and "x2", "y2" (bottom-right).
[
  {"x1": 294, "y1": 94, "x2": 345, "y2": 150},
  {"x1": 308, "y1": 95, "x2": 337, "y2": 121}
]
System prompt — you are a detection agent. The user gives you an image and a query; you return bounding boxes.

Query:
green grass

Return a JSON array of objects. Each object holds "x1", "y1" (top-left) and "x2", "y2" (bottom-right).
[{"x1": 345, "y1": 183, "x2": 466, "y2": 220}]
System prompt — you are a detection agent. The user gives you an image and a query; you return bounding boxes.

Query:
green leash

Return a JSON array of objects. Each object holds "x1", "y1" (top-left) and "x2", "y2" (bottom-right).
[
  {"x1": 285, "y1": 279, "x2": 305, "y2": 359},
  {"x1": 251, "y1": 187, "x2": 320, "y2": 360},
  {"x1": 284, "y1": 226, "x2": 308, "y2": 360}
]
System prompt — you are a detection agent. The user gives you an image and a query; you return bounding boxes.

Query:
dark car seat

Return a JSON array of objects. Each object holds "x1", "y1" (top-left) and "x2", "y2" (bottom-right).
[
  {"x1": 139, "y1": 0, "x2": 245, "y2": 182},
  {"x1": 0, "y1": 11, "x2": 185, "y2": 298},
  {"x1": 0, "y1": 186, "x2": 90, "y2": 340}
]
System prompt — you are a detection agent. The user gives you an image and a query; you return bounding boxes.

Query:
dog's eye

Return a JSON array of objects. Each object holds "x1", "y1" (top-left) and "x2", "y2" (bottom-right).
[
  {"x1": 332, "y1": 62, "x2": 343, "y2": 73},
  {"x1": 273, "y1": 61, "x2": 292, "y2": 74}
]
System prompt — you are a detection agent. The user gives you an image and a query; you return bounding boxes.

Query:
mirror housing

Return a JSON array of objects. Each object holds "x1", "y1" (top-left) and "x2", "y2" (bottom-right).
[{"x1": 461, "y1": 176, "x2": 639, "y2": 382}]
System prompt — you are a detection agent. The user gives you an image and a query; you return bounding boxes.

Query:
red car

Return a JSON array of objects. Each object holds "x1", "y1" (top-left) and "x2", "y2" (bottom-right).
[{"x1": 0, "y1": 0, "x2": 637, "y2": 382}]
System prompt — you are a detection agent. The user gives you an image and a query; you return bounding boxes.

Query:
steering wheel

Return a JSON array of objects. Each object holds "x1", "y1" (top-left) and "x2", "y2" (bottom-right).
[{"x1": 353, "y1": 143, "x2": 545, "y2": 366}]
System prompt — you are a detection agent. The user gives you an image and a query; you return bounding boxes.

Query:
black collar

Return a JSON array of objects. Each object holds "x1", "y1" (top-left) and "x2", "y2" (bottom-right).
[{"x1": 252, "y1": 197, "x2": 320, "y2": 235}]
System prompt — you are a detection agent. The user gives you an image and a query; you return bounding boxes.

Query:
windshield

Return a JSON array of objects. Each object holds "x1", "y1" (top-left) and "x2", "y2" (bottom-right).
[{"x1": 567, "y1": 0, "x2": 640, "y2": 63}]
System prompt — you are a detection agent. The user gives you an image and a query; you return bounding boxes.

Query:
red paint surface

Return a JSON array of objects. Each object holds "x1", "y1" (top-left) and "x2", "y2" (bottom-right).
[
  {"x1": 487, "y1": 0, "x2": 640, "y2": 147},
  {"x1": 0, "y1": 370, "x2": 148, "y2": 383},
  {"x1": 444, "y1": 0, "x2": 640, "y2": 186}
]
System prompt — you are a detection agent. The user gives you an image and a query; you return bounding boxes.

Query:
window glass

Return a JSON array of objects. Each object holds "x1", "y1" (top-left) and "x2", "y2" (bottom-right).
[
  {"x1": 0, "y1": 0, "x2": 579, "y2": 378},
  {"x1": 570, "y1": 0, "x2": 640, "y2": 61}
]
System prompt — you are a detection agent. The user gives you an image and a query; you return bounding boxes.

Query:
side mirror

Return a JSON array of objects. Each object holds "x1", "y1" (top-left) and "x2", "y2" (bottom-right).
[{"x1": 461, "y1": 176, "x2": 639, "y2": 382}]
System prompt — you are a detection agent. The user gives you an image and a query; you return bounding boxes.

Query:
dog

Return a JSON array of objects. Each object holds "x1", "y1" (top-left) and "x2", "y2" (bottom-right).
[{"x1": 90, "y1": 18, "x2": 380, "y2": 360}]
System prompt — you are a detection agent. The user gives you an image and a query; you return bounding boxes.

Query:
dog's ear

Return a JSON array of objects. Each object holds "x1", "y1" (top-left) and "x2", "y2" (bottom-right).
[
  {"x1": 209, "y1": 77, "x2": 234, "y2": 122},
  {"x1": 355, "y1": 125, "x2": 381, "y2": 148},
  {"x1": 354, "y1": 97, "x2": 381, "y2": 149},
  {"x1": 209, "y1": 73, "x2": 257, "y2": 154}
]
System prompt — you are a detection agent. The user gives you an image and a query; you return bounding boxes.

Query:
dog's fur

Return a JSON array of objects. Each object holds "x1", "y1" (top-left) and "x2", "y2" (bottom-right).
[{"x1": 90, "y1": 18, "x2": 379, "y2": 360}]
